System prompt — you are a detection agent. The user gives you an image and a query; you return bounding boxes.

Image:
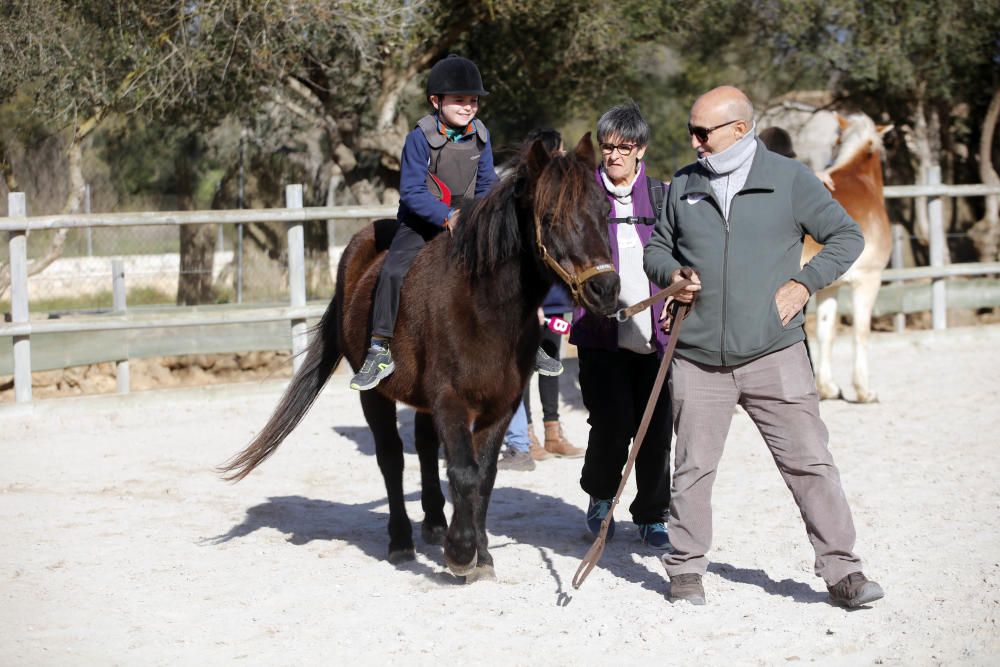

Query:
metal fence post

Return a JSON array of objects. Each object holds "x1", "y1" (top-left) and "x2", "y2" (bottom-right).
[
  {"x1": 112, "y1": 258, "x2": 130, "y2": 394},
  {"x1": 286, "y1": 184, "x2": 307, "y2": 372},
  {"x1": 236, "y1": 130, "x2": 246, "y2": 304},
  {"x1": 891, "y1": 223, "x2": 907, "y2": 332},
  {"x1": 927, "y1": 167, "x2": 946, "y2": 329},
  {"x1": 84, "y1": 183, "x2": 93, "y2": 257},
  {"x1": 7, "y1": 192, "x2": 32, "y2": 403}
]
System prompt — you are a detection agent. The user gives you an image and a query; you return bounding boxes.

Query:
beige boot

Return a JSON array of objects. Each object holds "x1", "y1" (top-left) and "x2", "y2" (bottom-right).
[
  {"x1": 528, "y1": 424, "x2": 553, "y2": 461},
  {"x1": 543, "y1": 420, "x2": 585, "y2": 458}
]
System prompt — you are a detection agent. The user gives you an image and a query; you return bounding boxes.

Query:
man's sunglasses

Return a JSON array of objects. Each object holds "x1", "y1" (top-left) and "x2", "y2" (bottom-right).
[
  {"x1": 599, "y1": 142, "x2": 639, "y2": 156},
  {"x1": 687, "y1": 119, "x2": 742, "y2": 143}
]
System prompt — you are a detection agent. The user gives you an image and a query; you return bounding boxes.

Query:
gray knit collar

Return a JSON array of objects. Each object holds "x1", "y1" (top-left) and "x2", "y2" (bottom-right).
[{"x1": 697, "y1": 123, "x2": 758, "y2": 175}]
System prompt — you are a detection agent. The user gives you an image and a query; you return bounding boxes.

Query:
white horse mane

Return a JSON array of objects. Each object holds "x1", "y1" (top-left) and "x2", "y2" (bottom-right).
[{"x1": 828, "y1": 113, "x2": 883, "y2": 173}]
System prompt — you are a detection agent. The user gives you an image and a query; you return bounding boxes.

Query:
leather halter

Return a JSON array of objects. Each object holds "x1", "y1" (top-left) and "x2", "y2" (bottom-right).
[{"x1": 533, "y1": 213, "x2": 616, "y2": 303}]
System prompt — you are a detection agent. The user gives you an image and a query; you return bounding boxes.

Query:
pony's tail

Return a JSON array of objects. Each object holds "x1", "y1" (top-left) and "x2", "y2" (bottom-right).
[{"x1": 218, "y1": 296, "x2": 343, "y2": 482}]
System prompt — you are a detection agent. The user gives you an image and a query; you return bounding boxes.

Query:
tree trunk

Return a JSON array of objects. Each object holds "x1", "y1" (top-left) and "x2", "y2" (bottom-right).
[
  {"x1": 175, "y1": 135, "x2": 216, "y2": 305},
  {"x1": 177, "y1": 225, "x2": 217, "y2": 305},
  {"x1": 970, "y1": 87, "x2": 1000, "y2": 262}
]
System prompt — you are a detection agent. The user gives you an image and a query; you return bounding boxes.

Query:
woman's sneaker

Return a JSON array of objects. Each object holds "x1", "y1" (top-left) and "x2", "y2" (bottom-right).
[
  {"x1": 586, "y1": 496, "x2": 615, "y2": 539},
  {"x1": 638, "y1": 522, "x2": 671, "y2": 550},
  {"x1": 350, "y1": 344, "x2": 395, "y2": 391}
]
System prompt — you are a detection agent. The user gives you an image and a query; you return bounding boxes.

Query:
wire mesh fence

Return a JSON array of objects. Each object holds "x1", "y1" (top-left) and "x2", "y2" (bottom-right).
[{"x1": 0, "y1": 220, "x2": 350, "y2": 315}]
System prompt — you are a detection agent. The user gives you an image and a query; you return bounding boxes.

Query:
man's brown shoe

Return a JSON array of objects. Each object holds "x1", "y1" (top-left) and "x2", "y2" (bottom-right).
[
  {"x1": 543, "y1": 421, "x2": 585, "y2": 458},
  {"x1": 528, "y1": 425, "x2": 553, "y2": 461},
  {"x1": 668, "y1": 573, "x2": 706, "y2": 605},
  {"x1": 828, "y1": 572, "x2": 884, "y2": 608}
]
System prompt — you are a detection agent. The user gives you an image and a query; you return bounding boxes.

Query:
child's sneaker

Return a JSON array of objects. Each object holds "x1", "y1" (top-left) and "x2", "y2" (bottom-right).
[
  {"x1": 350, "y1": 344, "x2": 395, "y2": 391},
  {"x1": 534, "y1": 347, "x2": 563, "y2": 376}
]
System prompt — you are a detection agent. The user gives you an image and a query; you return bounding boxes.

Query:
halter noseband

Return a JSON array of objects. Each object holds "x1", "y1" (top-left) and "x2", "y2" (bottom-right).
[{"x1": 533, "y1": 213, "x2": 616, "y2": 303}]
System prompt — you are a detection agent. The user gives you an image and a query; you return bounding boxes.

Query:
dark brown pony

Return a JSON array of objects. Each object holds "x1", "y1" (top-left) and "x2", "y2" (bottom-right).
[{"x1": 220, "y1": 135, "x2": 620, "y2": 581}]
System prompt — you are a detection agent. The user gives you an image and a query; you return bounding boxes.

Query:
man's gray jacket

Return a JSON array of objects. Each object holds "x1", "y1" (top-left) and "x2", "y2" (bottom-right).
[{"x1": 643, "y1": 139, "x2": 864, "y2": 367}]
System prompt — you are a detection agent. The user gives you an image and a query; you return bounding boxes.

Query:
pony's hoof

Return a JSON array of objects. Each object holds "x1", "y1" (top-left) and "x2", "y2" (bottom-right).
[
  {"x1": 818, "y1": 386, "x2": 844, "y2": 401},
  {"x1": 421, "y1": 522, "x2": 447, "y2": 546},
  {"x1": 464, "y1": 564, "x2": 497, "y2": 584},
  {"x1": 388, "y1": 547, "x2": 416, "y2": 564},
  {"x1": 855, "y1": 391, "x2": 879, "y2": 404},
  {"x1": 445, "y1": 551, "x2": 478, "y2": 577}
]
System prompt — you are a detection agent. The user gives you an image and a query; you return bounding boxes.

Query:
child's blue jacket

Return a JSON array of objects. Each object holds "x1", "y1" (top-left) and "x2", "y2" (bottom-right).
[{"x1": 396, "y1": 119, "x2": 498, "y2": 228}]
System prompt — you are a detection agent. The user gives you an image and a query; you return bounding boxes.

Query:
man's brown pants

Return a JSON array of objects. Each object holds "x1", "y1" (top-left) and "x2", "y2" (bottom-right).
[{"x1": 662, "y1": 342, "x2": 863, "y2": 586}]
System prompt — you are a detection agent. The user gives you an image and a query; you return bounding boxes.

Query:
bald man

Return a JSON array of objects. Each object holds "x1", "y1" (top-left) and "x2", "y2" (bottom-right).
[{"x1": 644, "y1": 86, "x2": 884, "y2": 608}]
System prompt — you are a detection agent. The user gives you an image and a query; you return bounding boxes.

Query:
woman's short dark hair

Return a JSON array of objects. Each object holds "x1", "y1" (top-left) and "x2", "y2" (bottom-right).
[{"x1": 597, "y1": 102, "x2": 650, "y2": 146}]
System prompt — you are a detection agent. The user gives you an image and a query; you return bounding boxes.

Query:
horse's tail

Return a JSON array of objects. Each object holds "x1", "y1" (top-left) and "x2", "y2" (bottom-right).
[{"x1": 218, "y1": 296, "x2": 343, "y2": 481}]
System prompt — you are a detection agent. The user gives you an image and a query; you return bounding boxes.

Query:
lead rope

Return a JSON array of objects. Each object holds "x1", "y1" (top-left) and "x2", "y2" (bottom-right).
[{"x1": 572, "y1": 298, "x2": 691, "y2": 590}]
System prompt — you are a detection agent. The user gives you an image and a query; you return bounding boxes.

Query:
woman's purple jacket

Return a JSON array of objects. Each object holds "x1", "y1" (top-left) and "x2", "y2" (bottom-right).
[{"x1": 569, "y1": 161, "x2": 669, "y2": 354}]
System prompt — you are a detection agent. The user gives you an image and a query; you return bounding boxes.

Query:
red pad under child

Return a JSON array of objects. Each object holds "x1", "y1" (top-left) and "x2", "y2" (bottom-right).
[{"x1": 428, "y1": 173, "x2": 452, "y2": 207}]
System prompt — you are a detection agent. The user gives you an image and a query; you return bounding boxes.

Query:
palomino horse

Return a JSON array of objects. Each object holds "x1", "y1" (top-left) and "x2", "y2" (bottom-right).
[
  {"x1": 802, "y1": 113, "x2": 893, "y2": 402},
  {"x1": 221, "y1": 135, "x2": 620, "y2": 581}
]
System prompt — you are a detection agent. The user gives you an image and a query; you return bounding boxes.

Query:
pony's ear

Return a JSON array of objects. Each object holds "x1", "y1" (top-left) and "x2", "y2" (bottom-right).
[
  {"x1": 835, "y1": 113, "x2": 849, "y2": 131},
  {"x1": 876, "y1": 123, "x2": 894, "y2": 138},
  {"x1": 574, "y1": 132, "x2": 596, "y2": 170},
  {"x1": 524, "y1": 139, "x2": 552, "y2": 181}
]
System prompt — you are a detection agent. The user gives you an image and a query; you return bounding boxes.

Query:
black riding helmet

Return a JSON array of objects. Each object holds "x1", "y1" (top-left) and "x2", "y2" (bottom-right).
[{"x1": 426, "y1": 55, "x2": 489, "y2": 98}]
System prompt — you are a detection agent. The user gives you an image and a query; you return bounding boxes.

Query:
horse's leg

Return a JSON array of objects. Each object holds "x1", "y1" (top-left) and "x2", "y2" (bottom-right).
[
  {"x1": 432, "y1": 396, "x2": 480, "y2": 577},
  {"x1": 359, "y1": 390, "x2": 414, "y2": 563},
  {"x1": 813, "y1": 286, "x2": 843, "y2": 400},
  {"x1": 463, "y1": 416, "x2": 508, "y2": 584},
  {"x1": 850, "y1": 271, "x2": 881, "y2": 403},
  {"x1": 413, "y1": 411, "x2": 447, "y2": 545}
]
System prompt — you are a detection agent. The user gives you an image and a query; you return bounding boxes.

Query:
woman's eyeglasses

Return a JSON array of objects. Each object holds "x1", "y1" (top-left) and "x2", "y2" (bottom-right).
[
  {"x1": 599, "y1": 142, "x2": 638, "y2": 156},
  {"x1": 687, "y1": 119, "x2": 741, "y2": 143}
]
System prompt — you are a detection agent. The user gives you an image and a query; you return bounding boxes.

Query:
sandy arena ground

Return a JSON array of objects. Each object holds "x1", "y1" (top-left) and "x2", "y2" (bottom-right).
[{"x1": 2, "y1": 325, "x2": 999, "y2": 665}]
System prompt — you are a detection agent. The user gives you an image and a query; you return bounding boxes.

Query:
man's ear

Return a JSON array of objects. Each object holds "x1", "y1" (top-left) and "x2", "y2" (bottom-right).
[
  {"x1": 429, "y1": 95, "x2": 440, "y2": 111},
  {"x1": 574, "y1": 132, "x2": 596, "y2": 171}
]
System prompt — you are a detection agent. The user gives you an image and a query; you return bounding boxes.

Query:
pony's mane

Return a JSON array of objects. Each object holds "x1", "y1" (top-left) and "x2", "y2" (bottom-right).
[
  {"x1": 449, "y1": 149, "x2": 593, "y2": 279},
  {"x1": 829, "y1": 113, "x2": 883, "y2": 173},
  {"x1": 448, "y1": 168, "x2": 522, "y2": 279}
]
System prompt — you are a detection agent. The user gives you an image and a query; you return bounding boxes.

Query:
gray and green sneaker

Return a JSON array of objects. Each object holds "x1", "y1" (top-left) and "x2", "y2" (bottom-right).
[
  {"x1": 350, "y1": 345, "x2": 395, "y2": 391},
  {"x1": 535, "y1": 347, "x2": 563, "y2": 376}
]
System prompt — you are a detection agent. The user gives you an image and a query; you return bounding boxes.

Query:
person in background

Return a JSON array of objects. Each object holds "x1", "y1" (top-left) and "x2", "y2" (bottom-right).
[
  {"x1": 570, "y1": 103, "x2": 673, "y2": 550},
  {"x1": 498, "y1": 128, "x2": 581, "y2": 471},
  {"x1": 521, "y1": 129, "x2": 585, "y2": 462}
]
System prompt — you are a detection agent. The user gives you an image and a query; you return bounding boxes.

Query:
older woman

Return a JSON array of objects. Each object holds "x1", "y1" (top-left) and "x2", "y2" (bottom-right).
[{"x1": 569, "y1": 102, "x2": 672, "y2": 549}]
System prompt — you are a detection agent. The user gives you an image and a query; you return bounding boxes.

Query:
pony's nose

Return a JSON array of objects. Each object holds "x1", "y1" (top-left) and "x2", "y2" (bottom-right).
[{"x1": 583, "y1": 273, "x2": 620, "y2": 315}]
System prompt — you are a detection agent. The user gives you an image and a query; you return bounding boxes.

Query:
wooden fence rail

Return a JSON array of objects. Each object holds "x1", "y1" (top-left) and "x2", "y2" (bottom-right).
[{"x1": 4, "y1": 182, "x2": 1000, "y2": 403}]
